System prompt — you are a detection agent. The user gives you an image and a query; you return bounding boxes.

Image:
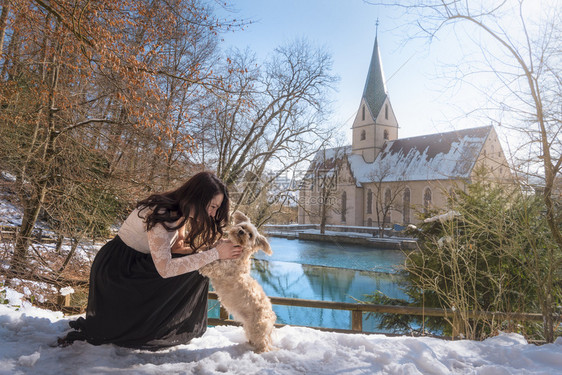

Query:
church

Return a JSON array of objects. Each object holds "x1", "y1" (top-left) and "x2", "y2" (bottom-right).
[{"x1": 297, "y1": 35, "x2": 511, "y2": 227}]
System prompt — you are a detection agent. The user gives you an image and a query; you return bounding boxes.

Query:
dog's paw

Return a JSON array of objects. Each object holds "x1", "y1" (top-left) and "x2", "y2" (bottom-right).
[{"x1": 250, "y1": 340, "x2": 275, "y2": 353}]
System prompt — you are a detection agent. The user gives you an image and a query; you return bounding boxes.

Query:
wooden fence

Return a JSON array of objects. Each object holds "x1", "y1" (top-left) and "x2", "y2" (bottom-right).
[
  {"x1": 0, "y1": 224, "x2": 18, "y2": 240},
  {"x1": 0, "y1": 224, "x2": 56, "y2": 243},
  {"x1": 207, "y1": 291, "x2": 546, "y2": 338},
  {"x1": 1, "y1": 225, "x2": 550, "y2": 339},
  {"x1": 57, "y1": 291, "x2": 547, "y2": 337}
]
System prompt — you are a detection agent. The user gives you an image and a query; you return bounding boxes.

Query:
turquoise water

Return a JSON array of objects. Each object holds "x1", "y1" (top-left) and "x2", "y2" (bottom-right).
[
  {"x1": 254, "y1": 237, "x2": 405, "y2": 273},
  {"x1": 209, "y1": 237, "x2": 409, "y2": 333}
]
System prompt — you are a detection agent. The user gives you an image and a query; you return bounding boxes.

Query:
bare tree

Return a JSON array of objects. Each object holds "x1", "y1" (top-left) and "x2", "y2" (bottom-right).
[
  {"x1": 366, "y1": 159, "x2": 407, "y2": 237},
  {"x1": 194, "y1": 39, "x2": 338, "y2": 220},
  {"x1": 299, "y1": 145, "x2": 348, "y2": 234}
]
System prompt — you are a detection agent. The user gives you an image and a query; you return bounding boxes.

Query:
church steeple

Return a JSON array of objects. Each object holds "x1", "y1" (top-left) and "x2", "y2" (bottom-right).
[
  {"x1": 351, "y1": 29, "x2": 399, "y2": 163},
  {"x1": 362, "y1": 34, "x2": 387, "y2": 120}
]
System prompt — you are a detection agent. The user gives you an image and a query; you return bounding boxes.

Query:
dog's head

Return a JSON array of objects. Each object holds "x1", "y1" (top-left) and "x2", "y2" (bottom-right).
[{"x1": 227, "y1": 211, "x2": 272, "y2": 256}]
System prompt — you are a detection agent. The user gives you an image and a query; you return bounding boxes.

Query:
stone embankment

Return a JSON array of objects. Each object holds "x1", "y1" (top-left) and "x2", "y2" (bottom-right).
[{"x1": 263, "y1": 224, "x2": 418, "y2": 250}]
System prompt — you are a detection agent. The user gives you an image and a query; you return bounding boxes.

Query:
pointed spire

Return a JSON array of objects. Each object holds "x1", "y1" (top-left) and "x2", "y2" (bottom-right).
[{"x1": 362, "y1": 26, "x2": 388, "y2": 119}]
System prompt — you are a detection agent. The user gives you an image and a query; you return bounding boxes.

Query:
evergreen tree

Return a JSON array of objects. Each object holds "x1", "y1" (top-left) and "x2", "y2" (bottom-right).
[{"x1": 367, "y1": 180, "x2": 561, "y2": 341}]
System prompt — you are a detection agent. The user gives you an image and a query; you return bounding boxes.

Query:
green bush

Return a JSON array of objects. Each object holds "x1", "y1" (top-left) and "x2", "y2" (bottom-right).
[{"x1": 367, "y1": 180, "x2": 561, "y2": 341}]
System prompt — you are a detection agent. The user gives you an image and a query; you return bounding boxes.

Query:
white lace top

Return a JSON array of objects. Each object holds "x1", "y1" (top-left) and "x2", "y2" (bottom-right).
[{"x1": 117, "y1": 207, "x2": 219, "y2": 278}]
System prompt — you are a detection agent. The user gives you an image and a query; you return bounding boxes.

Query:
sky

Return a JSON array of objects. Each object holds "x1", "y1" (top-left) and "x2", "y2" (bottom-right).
[
  {"x1": 2, "y1": 286, "x2": 562, "y2": 375},
  {"x1": 217, "y1": 0, "x2": 555, "y2": 150},
  {"x1": 217, "y1": 0, "x2": 480, "y2": 143}
]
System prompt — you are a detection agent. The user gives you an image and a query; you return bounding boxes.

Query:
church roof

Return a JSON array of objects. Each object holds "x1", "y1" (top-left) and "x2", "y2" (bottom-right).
[
  {"x1": 351, "y1": 126, "x2": 493, "y2": 184},
  {"x1": 307, "y1": 126, "x2": 493, "y2": 186},
  {"x1": 362, "y1": 36, "x2": 388, "y2": 119},
  {"x1": 305, "y1": 146, "x2": 351, "y2": 177}
]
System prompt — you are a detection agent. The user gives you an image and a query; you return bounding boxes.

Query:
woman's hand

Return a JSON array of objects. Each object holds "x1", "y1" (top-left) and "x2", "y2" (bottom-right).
[{"x1": 215, "y1": 239, "x2": 242, "y2": 259}]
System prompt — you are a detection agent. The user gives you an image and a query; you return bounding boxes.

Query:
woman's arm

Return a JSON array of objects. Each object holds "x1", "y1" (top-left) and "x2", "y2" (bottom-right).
[{"x1": 147, "y1": 223, "x2": 219, "y2": 278}]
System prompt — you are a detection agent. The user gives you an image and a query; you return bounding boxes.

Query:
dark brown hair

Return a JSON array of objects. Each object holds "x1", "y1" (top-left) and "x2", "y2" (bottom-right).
[{"x1": 137, "y1": 171, "x2": 229, "y2": 250}]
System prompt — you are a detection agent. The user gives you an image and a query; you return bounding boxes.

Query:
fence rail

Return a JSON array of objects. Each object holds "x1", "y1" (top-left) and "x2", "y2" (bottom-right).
[
  {"x1": 207, "y1": 291, "x2": 546, "y2": 337},
  {"x1": 0, "y1": 224, "x2": 57, "y2": 243},
  {"x1": 0, "y1": 224, "x2": 18, "y2": 240}
]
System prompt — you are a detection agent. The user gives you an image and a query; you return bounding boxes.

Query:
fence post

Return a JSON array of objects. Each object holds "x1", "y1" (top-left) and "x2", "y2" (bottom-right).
[
  {"x1": 220, "y1": 306, "x2": 229, "y2": 320},
  {"x1": 351, "y1": 310, "x2": 363, "y2": 332},
  {"x1": 451, "y1": 311, "x2": 461, "y2": 339},
  {"x1": 57, "y1": 294, "x2": 71, "y2": 307},
  {"x1": 58, "y1": 287, "x2": 74, "y2": 308}
]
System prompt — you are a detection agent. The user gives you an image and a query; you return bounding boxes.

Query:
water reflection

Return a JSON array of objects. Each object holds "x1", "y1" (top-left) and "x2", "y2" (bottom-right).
[
  {"x1": 254, "y1": 237, "x2": 405, "y2": 273},
  {"x1": 302, "y1": 263, "x2": 355, "y2": 301},
  {"x1": 209, "y1": 237, "x2": 409, "y2": 332}
]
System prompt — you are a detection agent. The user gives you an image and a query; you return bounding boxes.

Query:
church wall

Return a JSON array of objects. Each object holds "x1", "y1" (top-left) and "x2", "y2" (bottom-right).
[
  {"x1": 299, "y1": 165, "x2": 507, "y2": 227},
  {"x1": 352, "y1": 98, "x2": 399, "y2": 164},
  {"x1": 351, "y1": 99, "x2": 377, "y2": 163},
  {"x1": 354, "y1": 187, "x2": 364, "y2": 226},
  {"x1": 297, "y1": 158, "x2": 361, "y2": 226},
  {"x1": 299, "y1": 168, "x2": 474, "y2": 227},
  {"x1": 374, "y1": 99, "x2": 398, "y2": 146},
  {"x1": 297, "y1": 190, "x2": 308, "y2": 224},
  {"x1": 472, "y1": 128, "x2": 513, "y2": 184},
  {"x1": 360, "y1": 179, "x2": 467, "y2": 226},
  {"x1": 352, "y1": 98, "x2": 375, "y2": 127},
  {"x1": 374, "y1": 98, "x2": 398, "y2": 128},
  {"x1": 335, "y1": 161, "x2": 360, "y2": 225}
]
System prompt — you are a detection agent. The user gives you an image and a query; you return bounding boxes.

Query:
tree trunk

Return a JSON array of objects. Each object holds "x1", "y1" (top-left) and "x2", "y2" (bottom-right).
[
  {"x1": 320, "y1": 186, "x2": 327, "y2": 234},
  {"x1": 11, "y1": 30, "x2": 62, "y2": 273},
  {"x1": 540, "y1": 276, "x2": 555, "y2": 343},
  {"x1": 11, "y1": 191, "x2": 46, "y2": 273},
  {"x1": 58, "y1": 238, "x2": 80, "y2": 274},
  {"x1": 0, "y1": 0, "x2": 10, "y2": 57}
]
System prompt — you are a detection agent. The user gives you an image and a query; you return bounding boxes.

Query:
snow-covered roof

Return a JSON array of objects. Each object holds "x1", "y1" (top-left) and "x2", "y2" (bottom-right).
[
  {"x1": 307, "y1": 126, "x2": 492, "y2": 186},
  {"x1": 366, "y1": 126, "x2": 491, "y2": 183}
]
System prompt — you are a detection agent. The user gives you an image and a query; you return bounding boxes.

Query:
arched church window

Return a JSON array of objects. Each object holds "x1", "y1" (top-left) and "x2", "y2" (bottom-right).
[
  {"x1": 341, "y1": 191, "x2": 347, "y2": 222},
  {"x1": 367, "y1": 218, "x2": 373, "y2": 226},
  {"x1": 360, "y1": 129, "x2": 366, "y2": 141},
  {"x1": 362, "y1": 105, "x2": 365, "y2": 121},
  {"x1": 384, "y1": 188, "x2": 391, "y2": 224},
  {"x1": 423, "y1": 187, "x2": 432, "y2": 214},
  {"x1": 385, "y1": 104, "x2": 388, "y2": 120},
  {"x1": 367, "y1": 189, "x2": 372, "y2": 214},
  {"x1": 403, "y1": 188, "x2": 410, "y2": 224},
  {"x1": 383, "y1": 129, "x2": 389, "y2": 140}
]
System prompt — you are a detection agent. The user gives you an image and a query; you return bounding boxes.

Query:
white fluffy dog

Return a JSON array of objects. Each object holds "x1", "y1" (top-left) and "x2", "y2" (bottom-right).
[{"x1": 199, "y1": 211, "x2": 276, "y2": 352}]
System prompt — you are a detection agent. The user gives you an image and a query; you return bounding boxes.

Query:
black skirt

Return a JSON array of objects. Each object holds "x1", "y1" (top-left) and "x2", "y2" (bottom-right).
[{"x1": 63, "y1": 236, "x2": 209, "y2": 350}]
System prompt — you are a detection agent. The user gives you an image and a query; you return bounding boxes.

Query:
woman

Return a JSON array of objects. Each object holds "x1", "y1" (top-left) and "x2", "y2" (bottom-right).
[{"x1": 59, "y1": 171, "x2": 241, "y2": 350}]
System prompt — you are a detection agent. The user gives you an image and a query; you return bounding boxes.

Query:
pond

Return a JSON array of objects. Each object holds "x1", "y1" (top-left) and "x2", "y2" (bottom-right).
[{"x1": 208, "y1": 237, "x2": 410, "y2": 333}]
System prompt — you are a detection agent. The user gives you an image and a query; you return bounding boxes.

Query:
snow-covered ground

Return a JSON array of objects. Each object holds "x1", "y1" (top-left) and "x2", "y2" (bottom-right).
[
  {"x1": 1, "y1": 287, "x2": 561, "y2": 375},
  {"x1": 1, "y1": 183, "x2": 561, "y2": 374}
]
